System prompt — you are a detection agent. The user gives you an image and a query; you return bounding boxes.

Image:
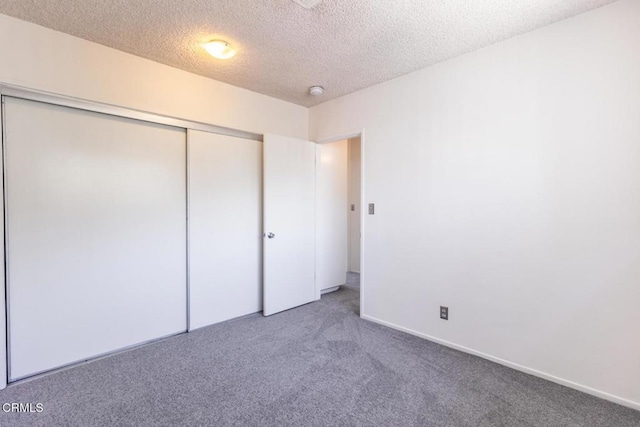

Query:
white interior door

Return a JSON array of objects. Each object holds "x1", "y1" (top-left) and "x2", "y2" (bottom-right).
[
  {"x1": 263, "y1": 134, "x2": 316, "y2": 316},
  {"x1": 188, "y1": 130, "x2": 262, "y2": 330},
  {"x1": 316, "y1": 140, "x2": 348, "y2": 293},
  {"x1": 4, "y1": 97, "x2": 187, "y2": 380}
]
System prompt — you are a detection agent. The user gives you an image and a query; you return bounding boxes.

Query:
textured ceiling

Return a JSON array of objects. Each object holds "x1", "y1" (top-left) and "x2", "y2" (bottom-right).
[{"x1": 0, "y1": 0, "x2": 618, "y2": 107}]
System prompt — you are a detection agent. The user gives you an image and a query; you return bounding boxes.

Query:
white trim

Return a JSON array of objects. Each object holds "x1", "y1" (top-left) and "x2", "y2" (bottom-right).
[
  {"x1": 0, "y1": 84, "x2": 263, "y2": 142},
  {"x1": 361, "y1": 314, "x2": 640, "y2": 412}
]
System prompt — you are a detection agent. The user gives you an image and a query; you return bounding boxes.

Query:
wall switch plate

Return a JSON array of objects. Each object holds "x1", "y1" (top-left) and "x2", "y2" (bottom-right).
[
  {"x1": 440, "y1": 306, "x2": 448, "y2": 320},
  {"x1": 368, "y1": 203, "x2": 375, "y2": 215}
]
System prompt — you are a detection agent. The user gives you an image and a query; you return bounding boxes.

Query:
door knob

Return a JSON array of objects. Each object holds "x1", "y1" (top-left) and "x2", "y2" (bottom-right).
[{"x1": 267, "y1": 232, "x2": 276, "y2": 239}]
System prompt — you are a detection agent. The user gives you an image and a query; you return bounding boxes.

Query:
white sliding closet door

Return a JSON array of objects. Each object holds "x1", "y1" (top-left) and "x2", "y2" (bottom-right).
[
  {"x1": 4, "y1": 97, "x2": 187, "y2": 381},
  {"x1": 188, "y1": 130, "x2": 262, "y2": 330}
]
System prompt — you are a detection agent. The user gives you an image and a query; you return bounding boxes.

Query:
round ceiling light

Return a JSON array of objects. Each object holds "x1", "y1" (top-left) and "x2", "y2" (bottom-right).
[
  {"x1": 203, "y1": 40, "x2": 236, "y2": 59},
  {"x1": 309, "y1": 86, "x2": 324, "y2": 96}
]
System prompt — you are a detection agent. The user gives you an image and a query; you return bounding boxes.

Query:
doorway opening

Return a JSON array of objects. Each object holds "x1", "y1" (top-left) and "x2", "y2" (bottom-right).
[{"x1": 315, "y1": 132, "x2": 364, "y2": 317}]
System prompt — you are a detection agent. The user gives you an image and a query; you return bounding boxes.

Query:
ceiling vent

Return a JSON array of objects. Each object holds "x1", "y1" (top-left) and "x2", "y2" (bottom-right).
[{"x1": 291, "y1": 0, "x2": 322, "y2": 9}]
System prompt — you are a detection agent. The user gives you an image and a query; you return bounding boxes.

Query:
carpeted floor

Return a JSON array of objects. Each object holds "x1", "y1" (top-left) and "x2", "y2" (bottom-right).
[{"x1": 1, "y1": 273, "x2": 638, "y2": 426}]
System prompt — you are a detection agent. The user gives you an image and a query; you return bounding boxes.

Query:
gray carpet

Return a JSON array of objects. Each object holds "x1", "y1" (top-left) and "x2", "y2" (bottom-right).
[{"x1": 1, "y1": 273, "x2": 638, "y2": 426}]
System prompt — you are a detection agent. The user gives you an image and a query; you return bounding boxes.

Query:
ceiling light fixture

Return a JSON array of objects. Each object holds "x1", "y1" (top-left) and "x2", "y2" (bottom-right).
[
  {"x1": 203, "y1": 40, "x2": 236, "y2": 59},
  {"x1": 309, "y1": 86, "x2": 324, "y2": 96}
]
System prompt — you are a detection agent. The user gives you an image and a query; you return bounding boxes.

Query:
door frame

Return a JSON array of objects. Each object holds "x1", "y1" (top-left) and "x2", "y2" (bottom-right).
[{"x1": 315, "y1": 130, "x2": 365, "y2": 317}]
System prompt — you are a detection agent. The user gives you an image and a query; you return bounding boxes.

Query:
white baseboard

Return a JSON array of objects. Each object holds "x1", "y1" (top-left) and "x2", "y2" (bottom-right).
[{"x1": 361, "y1": 314, "x2": 640, "y2": 412}]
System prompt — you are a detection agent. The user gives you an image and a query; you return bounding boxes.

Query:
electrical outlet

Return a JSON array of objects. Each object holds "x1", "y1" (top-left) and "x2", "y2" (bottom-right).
[
  {"x1": 351, "y1": 204, "x2": 355, "y2": 211},
  {"x1": 368, "y1": 203, "x2": 375, "y2": 215},
  {"x1": 440, "y1": 306, "x2": 448, "y2": 320}
]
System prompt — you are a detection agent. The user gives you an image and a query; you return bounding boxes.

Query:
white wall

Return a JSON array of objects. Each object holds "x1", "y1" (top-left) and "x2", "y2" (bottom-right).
[
  {"x1": 347, "y1": 137, "x2": 362, "y2": 273},
  {"x1": 316, "y1": 139, "x2": 348, "y2": 292},
  {"x1": 0, "y1": 14, "x2": 308, "y2": 139},
  {"x1": 310, "y1": 0, "x2": 640, "y2": 409}
]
